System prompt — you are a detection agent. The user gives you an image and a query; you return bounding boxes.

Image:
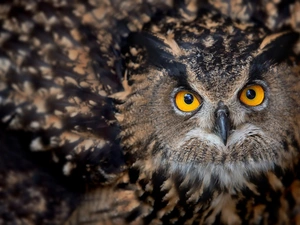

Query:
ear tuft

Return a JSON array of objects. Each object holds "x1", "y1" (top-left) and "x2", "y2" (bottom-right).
[
  {"x1": 249, "y1": 32, "x2": 299, "y2": 77},
  {"x1": 257, "y1": 31, "x2": 299, "y2": 66}
]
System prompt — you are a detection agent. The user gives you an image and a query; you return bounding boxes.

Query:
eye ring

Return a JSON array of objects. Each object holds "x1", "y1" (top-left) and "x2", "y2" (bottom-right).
[
  {"x1": 239, "y1": 84, "x2": 265, "y2": 107},
  {"x1": 174, "y1": 90, "x2": 202, "y2": 112}
]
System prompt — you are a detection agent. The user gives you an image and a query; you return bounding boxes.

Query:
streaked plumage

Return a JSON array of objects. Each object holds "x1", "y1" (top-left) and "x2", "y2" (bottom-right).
[{"x1": 0, "y1": 0, "x2": 300, "y2": 224}]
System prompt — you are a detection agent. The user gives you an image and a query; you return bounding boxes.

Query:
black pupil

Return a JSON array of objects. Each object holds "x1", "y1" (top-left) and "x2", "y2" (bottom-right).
[
  {"x1": 246, "y1": 89, "x2": 256, "y2": 99},
  {"x1": 184, "y1": 93, "x2": 194, "y2": 104}
]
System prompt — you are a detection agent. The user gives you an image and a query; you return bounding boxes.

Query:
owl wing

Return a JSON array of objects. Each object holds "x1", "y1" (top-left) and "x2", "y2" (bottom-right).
[
  {"x1": 0, "y1": 0, "x2": 173, "y2": 180},
  {"x1": 1, "y1": 0, "x2": 127, "y2": 185},
  {"x1": 0, "y1": 0, "x2": 170, "y2": 224}
]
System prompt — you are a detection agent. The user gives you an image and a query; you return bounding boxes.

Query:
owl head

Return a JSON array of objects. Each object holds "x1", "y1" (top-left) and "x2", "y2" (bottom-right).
[{"x1": 117, "y1": 10, "x2": 300, "y2": 189}]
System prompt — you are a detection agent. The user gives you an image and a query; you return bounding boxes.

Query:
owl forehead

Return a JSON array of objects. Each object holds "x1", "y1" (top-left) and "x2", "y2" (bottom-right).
[
  {"x1": 182, "y1": 48, "x2": 253, "y2": 100},
  {"x1": 152, "y1": 16, "x2": 265, "y2": 100}
]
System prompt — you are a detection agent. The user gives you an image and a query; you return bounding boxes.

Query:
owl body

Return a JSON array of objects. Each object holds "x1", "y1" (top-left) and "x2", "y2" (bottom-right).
[
  {"x1": 0, "y1": 0, "x2": 300, "y2": 225},
  {"x1": 113, "y1": 10, "x2": 300, "y2": 224}
]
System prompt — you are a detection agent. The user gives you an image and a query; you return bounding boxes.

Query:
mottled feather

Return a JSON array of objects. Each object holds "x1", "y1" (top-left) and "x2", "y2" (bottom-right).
[{"x1": 0, "y1": 0, "x2": 300, "y2": 225}]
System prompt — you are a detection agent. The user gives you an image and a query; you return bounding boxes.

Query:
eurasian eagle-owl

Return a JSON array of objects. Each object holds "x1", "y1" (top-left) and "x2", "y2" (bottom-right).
[{"x1": 0, "y1": 0, "x2": 300, "y2": 225}]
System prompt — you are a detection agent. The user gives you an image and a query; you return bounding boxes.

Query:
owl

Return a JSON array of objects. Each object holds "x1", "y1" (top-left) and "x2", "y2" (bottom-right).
[{"x1": 0, "y1": 0, "x2": 300, "y2": 225}]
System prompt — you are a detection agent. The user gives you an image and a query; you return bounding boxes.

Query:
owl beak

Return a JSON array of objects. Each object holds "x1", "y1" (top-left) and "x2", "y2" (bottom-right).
[{"x1": 215, "y1": 102, "x2": 230, "y2": 145}]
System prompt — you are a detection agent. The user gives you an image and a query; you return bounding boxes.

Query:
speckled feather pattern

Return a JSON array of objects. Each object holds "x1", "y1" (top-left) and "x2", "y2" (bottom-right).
[{"x1": 0, "y1": 0, "x2": 300, "y2": 225}]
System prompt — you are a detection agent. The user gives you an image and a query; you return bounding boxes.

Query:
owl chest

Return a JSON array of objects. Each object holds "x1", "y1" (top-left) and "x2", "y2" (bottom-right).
[{"x1": 124, "y1": 166, "x2": 299, "y2": 225}]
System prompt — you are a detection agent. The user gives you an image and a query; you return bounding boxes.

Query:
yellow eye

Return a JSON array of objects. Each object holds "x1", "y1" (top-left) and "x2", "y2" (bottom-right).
[
  {"x1": 239, "y1": 84, "x2": 265, "y2": 106},
  {"x1": 175, "y1": 90, "x2": 201, "y2": 112}
]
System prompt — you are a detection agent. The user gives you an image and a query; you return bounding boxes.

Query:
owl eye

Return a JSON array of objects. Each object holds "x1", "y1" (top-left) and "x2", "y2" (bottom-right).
[
  {"x1": 175, "y1": 90, "x2": 201, "y2": 112},
  {"x1": 239, "y1": 84, "x2": 265, "y2": 106}
]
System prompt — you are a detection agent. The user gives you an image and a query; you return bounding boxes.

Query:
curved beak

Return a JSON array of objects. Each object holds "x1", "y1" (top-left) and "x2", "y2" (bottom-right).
[{"x1": 214, "y1": 101, "x2": 231, "y2": 145}]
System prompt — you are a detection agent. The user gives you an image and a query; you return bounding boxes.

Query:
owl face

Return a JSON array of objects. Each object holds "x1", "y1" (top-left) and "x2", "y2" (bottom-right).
[{"x1": 118, "y1": 11, "x2": 300, "y2": 188}]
